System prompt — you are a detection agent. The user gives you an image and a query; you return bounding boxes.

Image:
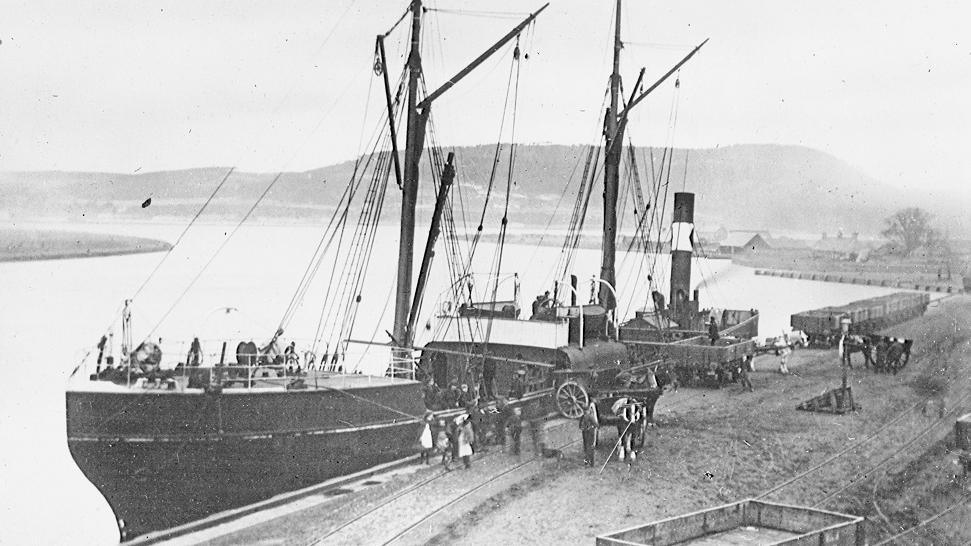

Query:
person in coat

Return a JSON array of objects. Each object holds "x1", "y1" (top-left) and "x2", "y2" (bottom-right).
[
  {"x1": 419, "y1": 412, "x2": 434, "y2": 464},
  {"x1": 506, "y1": 407, "x2": 523, "y2": 455},
  {"x1": 579, "y1": 402, "x2": 599, "y2": 467},
  {"x1": 458, "y1": 416, "x2": 475, "y2": 469}
]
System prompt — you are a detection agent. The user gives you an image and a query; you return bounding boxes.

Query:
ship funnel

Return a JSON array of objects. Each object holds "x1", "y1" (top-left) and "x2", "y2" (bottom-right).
[{"x1": 669, "y1": 192, "x2": 694, "y2": 314}]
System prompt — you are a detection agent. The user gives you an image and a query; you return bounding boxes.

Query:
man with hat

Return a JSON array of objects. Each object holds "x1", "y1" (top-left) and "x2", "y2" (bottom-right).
[{"x1": 579, "y1": 402, "x2": 599, "y2": 466}]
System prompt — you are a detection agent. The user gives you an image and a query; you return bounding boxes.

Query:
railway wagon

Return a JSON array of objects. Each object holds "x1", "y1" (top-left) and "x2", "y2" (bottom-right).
[
  {"x1": 596, "y1": 499, "x2": 865, "y2": 546},
  {"x1": 624, "y1": 336, "x2": 756, "y2": 387},
  {"x1": 791, "y1": 292, "x2": 930, "y2": 346}
]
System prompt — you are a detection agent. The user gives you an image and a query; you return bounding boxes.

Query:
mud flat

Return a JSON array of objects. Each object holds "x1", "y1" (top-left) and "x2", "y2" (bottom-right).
[{"x1": 0, "y1": 228, "x2": 170, "y2": 262}]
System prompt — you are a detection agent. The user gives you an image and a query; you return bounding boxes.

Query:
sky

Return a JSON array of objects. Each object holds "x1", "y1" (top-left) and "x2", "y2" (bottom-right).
[{"x1": 2, "y1": 0, "x2": 970, "y2": 196}]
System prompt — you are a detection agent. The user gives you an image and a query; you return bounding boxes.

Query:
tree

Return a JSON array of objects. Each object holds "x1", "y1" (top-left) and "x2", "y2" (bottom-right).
[{"x1": 881, "y1": 207, "x2": 938, "y2": 256}]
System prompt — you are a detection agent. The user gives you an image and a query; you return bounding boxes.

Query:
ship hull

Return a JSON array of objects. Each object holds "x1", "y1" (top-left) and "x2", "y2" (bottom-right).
[{"x1": 67, "y1": 380, "x2": 424, "y2": 541}]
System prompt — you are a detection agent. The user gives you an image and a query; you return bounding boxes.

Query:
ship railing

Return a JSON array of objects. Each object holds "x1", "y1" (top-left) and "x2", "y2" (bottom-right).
[
  {"x1": 431, "y1": 272, "x2": 521, "y2": 317},
  {"x1": 387, "y1": 349, "x2": 418, "y2": 381}
]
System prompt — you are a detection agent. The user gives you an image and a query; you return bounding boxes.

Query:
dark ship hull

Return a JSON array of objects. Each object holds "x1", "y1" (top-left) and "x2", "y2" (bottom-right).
[{"x1": 67, "y1": 378, "x2": 424, "y2": 541}]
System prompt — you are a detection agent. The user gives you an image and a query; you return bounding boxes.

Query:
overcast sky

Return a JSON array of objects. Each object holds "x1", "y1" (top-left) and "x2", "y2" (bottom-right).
[{"x1": 2, "y1": 0, "x2": 969, "y2": 195}]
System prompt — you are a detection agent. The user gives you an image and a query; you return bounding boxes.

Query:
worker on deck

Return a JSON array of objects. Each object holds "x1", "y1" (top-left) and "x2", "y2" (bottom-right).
[
  {"x1": 509, "y1": 369, "x2": 527, "y2": 399},
  {"x1": 186, "y1": 337, "x2": 202, "y2": 367},
  {"x1": 708, "y1": 317, "x2": 720, "y2": 346}
]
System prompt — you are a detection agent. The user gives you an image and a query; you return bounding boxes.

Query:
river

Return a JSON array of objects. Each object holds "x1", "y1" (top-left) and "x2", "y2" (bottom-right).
[{"x1": 0, "y1": 221, "x2": 936, "y2": 544}]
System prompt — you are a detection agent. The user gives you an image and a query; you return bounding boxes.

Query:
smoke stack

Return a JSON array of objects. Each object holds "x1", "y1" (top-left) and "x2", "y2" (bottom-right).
[{"x1": 669, "y1": 192, "x2": 694, "y2": 313}]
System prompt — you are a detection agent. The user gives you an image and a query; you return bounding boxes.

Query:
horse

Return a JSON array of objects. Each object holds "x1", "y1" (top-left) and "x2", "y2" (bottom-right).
[
  {"x1": 611, "y1": 397, "x2": 645, "y2": 462},
  {"x1": 840, "y1": 335, "x2": 873, "y2": 369},
  {"x1": 871, "y1": 336, "x2": 912, "y2": 374}
]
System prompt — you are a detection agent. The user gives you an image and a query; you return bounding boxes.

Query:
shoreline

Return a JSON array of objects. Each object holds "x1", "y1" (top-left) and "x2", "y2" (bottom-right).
[
  {"x1": 0, "y1": 245, "x2": 170, "y2": 264},
  {"x1": 751, "y1": 267, "x2": 964, "y2": 294},
  {"x1": 0, "y1": 228, "x2": 172, "y2": 264}
]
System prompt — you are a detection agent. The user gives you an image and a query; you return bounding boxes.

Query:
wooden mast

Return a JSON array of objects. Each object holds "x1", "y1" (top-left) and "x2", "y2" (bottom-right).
[
  {"x1": 391, "y1": 0, "x2": 425, "y2": 355},
  {"x1": 600, "y1": 0, "x2": 624, "y2": 318},
  {"x1": 390, "y1": 2, "x2": 549, "y2": 371}
]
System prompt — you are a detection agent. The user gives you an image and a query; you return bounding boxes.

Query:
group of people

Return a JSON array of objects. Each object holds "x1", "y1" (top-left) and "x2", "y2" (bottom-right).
[
  {"x1": 421, "y1": 369, "x2": 529, "y2": 411},
  {"x1": 418, "y1": 402, "x2": 525, "y2": 471}
]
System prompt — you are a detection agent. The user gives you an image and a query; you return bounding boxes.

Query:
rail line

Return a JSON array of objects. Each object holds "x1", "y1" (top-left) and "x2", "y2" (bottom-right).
[
  {"x1": 872, "y1": 494, "x2": 970, "y2": 545},
  {"x1": 811, "y1": 390, "x2": 971, "y2": 507},
  {"x1": 305, "y1": 388, "x2": 701, "y2": 545}
]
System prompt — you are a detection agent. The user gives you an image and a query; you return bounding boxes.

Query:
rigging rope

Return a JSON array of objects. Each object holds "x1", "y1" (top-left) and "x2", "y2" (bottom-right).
[
  {"x1": 131, "y1": 168, "x2": 236, "y2": 302},
  {"x1": 145, "y1": 172, "x2": 285, "y2": 341}
]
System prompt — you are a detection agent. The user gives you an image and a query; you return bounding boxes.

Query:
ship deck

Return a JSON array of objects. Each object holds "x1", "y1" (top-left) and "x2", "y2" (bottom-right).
[{"x1": 69, "y1": 370, "x2": 418, "y2": 393}]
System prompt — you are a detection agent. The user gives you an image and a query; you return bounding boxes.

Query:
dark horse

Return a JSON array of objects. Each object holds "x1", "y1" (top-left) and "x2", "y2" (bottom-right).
[
  {"x1": 841, "y1": 335, "x2": 873, "y2": 369},
  {"x1": 872, "y1": 336, "x2": 912, "y2": 374}
]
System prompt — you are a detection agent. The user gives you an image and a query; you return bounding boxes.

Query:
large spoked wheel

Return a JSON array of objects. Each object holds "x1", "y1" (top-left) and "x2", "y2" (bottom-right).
[{"x1": 555, "y1": 380, "x2": 589, "y2": 419}]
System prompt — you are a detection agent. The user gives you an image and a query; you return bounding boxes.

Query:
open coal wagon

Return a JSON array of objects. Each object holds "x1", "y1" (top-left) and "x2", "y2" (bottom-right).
[{"x1": 623, "y1": 336, "x2": 756, "y2": 388}]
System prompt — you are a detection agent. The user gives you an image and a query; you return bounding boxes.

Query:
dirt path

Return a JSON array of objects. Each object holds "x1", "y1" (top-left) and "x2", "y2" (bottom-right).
[{"x1": 439, "y1": 296, "x2": 971, "y2": 545}]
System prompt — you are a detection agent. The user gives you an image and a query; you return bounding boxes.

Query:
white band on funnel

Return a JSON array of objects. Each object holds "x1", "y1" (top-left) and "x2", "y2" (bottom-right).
[{"x1": 671, "y1": 222, "x2": 694, "y2": 252}]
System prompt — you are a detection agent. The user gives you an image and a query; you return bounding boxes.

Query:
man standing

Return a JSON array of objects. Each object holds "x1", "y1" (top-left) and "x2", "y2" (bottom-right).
[
  {"x1": 779, "y1": 345, "x2": 791, "y2": 374},
  {"x1": 506, "y1": 407, "x2": 523, "y2": 456},
  {"x1": 738, "y1": 356, "x2": 754, "y2": 392},
  {"x1": 579, "y1": 402, "x2": 599, "y2": 466},
  {"x1": 708, "y1": 317, "x2": 720, "y2": 346}
]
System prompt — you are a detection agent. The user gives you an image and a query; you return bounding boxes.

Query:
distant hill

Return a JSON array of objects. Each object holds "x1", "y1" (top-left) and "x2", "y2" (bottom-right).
[{"x1": 2, "y1": 144, "x2": 965, "y2": 238}]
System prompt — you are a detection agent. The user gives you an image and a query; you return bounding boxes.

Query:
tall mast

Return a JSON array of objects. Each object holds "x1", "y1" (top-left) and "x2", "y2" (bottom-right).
[
  {"x1": 392, "y1": 0, "x2": 425, "y2": 351},
  {"x1": 599, "y1": 0, "x2": 623, "y2": 315},
  {"x1": 389, "y1": 1, "x2": 548, "y2": 361}
]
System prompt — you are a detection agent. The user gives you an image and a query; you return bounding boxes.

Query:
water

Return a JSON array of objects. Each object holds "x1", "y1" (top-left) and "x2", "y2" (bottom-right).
[{"x1": 0, "y1": 221, "x2": 933, "y2": 544}]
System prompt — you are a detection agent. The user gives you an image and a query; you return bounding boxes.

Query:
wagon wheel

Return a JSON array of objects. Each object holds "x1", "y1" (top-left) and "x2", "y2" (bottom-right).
[{"x1": 555, "y1": 380, "x2": 588, "y2": 419}]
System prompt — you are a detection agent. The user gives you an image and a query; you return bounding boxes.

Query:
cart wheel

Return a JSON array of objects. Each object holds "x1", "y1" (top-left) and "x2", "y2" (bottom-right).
[{"x1": 555, "y1": 380, "x2": 589, "y2": 419}]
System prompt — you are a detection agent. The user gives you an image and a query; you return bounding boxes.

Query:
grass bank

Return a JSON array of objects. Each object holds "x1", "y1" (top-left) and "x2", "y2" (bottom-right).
[{"x1": 0, "y1": 228, "x2": 171, "y2": 262}]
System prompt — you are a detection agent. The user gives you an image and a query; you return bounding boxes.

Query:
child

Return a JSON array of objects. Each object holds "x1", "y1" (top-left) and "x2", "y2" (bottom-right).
[
  {"x1": 419, "y1": 413, "x2": 434, "y2": 464},
  {"x1": 435, "y1": 419, "x2": 452, "y2": 471}
]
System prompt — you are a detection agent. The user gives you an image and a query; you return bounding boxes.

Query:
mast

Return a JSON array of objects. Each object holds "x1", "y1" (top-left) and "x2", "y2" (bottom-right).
[
  {"x1": 389, "y1": 2, "x2": 549, "y2": 362},
  {"x1": 392, "y1": 0, "x2": 425, "y2": 351},
  {"x1": 599, "y1": 0, "x2": 623, "y2": 317}
]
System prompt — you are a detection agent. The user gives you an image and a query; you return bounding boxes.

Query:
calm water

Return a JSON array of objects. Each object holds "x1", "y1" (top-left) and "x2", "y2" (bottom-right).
[{"x1": 0, "y1": 221, "x2": 933, "y2": 544}]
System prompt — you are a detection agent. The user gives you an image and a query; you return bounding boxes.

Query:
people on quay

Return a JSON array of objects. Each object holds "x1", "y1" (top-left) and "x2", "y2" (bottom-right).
[
  {"x1": 419, "y1": 412, "x2": 434, "y2": 465},
  {"x1": 494, "y1": 397, "x2": 510, "y2": 448},
  {"x1": 506, "y1": 406, "x2": 523, "y2": 456},
  {"x1": 779, "y1": 345, "x2": 791, "y2": 374},
  {"x1": 708, "y1": 317, "x2": 720, "y2": 346},
  {"x1": 738, "y1": 355, "x2": 754, "y2": 392},
  {"x1": 580, "y1": 402, "x2": 599, "y2": 467},
  {"x1": 435, "y1": 418, "x2": 452, "y2": 471},
  {"x1": 458, "y1": 416, "x2": 475, "y2": 469}
]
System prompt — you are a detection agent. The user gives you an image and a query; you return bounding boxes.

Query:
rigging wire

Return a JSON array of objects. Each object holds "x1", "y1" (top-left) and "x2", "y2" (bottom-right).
[
  {"x1": 144, "y1": 172, "x2": 285, "y2": 341},
  {"x1": 130, "y1": 168, "x2": 236, "y2": 302}
]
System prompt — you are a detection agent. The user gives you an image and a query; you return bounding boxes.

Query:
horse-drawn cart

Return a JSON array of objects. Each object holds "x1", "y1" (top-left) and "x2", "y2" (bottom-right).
[{"x1": 553, "y1": 362, "x2": 663, "y2": 450}]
